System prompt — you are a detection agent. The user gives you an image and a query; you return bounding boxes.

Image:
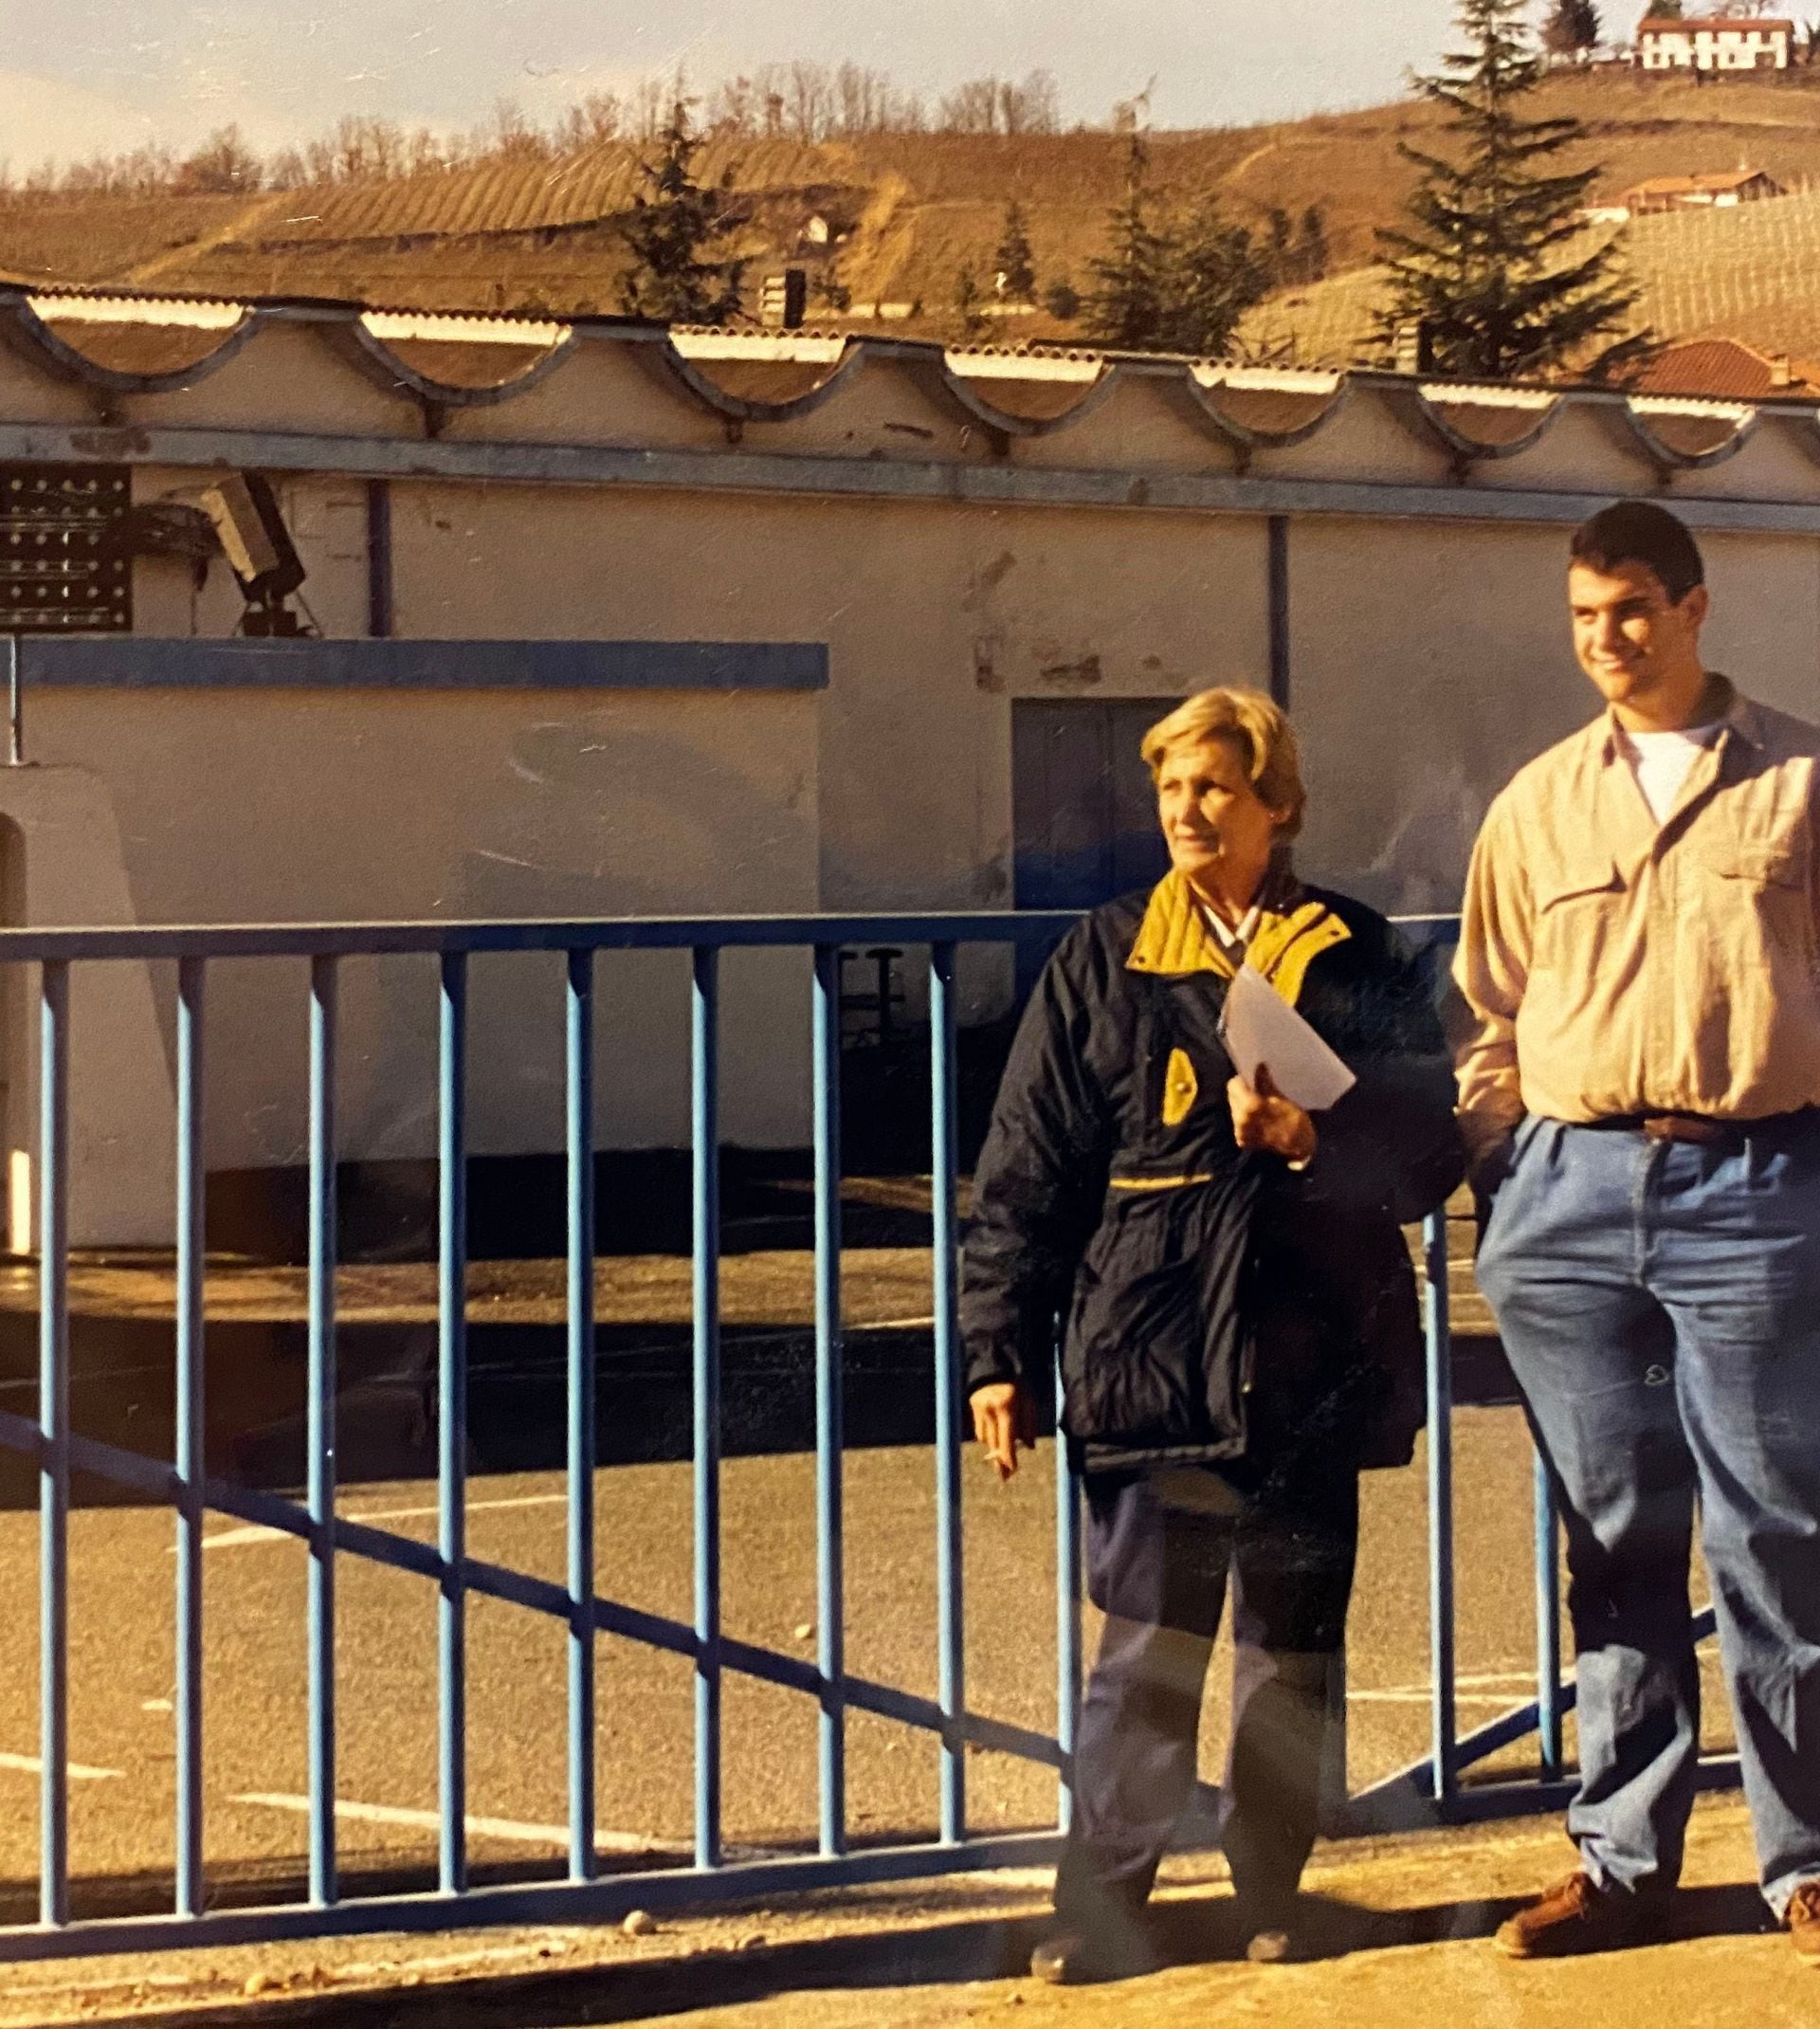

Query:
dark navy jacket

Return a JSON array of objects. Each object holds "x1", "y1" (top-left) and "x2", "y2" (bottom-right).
[{"x1": 960, "y1": 871, "x2": 1465, "y2": 1473}]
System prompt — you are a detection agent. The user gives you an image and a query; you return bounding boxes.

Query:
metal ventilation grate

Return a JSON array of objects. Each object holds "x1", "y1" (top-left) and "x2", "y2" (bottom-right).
[{"x1": 0, "y1": 466, "x2": 132, "y2": 632}]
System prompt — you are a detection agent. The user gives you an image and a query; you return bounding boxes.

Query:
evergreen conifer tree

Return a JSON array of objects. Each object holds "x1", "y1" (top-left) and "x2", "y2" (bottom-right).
[
  {"x1": 1156, "y1": 202, "x2": 1270, "y2": 356},
  {"x1": 618, "y1": 100, "x2": 746, "y2": 323},
  {"x1": 814, "y1": 254, "x2": 851, "y2": 314},
  {"x1": 1043, "y1": 274, "x2": 1083, "y2": 320},
  {"x1": 954, "y1": 264, "x2": 988, "y2": 338},
  {"x1": 1084, "y1": 129, "x2": 1174, "y2": 348},
  {"x1": 1542, "y1": 0, "x2": 1602, "y2": 57},
  {"x1": 1297, "y1": 203, "x2": 1331, "y2": 284},
  {"x1": 1376, "y1": 0, "x2": 1645, "y2": 380},
  {"x1": 1086, "y1": 125, "x2": 1275, "y2": 355},
  {"x1": 993, "y1": 201, "x2": 1038, "y2": 301}
]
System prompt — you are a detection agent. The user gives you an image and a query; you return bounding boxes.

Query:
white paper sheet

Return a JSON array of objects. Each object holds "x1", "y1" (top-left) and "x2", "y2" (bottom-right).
[{"x1": 1220, "y1": 962, "x2": 1356, "y2": 1113}]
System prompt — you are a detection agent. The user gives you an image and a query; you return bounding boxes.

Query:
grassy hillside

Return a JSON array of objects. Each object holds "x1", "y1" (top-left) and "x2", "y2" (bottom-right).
[
  {"x1": 1246, "y1": 179, "x2": 1820, "y2": 368},
  {"x1": 7, "y1": 69, "x2": 1820, "y2": 352}
]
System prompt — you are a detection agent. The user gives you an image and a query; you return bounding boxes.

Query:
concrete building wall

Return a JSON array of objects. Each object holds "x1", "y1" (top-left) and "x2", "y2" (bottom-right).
[
  {"x1": 389, "y1": 481, "x2": 1272, "y2": 912},
  {"x1": 45, "y1": 469, "x2": 1813, "y2": 1235},
  {"x1": 1290, "y1": 520, "x2": 1820, "y2": 909},
  {"x1": 5, "y1": 304, "x2": 1820, "y2": 1237},
  {"x1": 14, "y1": 683, "x2": 817, "y2": 1202}
]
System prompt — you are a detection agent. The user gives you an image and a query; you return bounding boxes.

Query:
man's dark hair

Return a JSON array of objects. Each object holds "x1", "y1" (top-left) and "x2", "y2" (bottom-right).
[{"x1": 1569, "y1": 501, "x2": 1705, "y2": 605}]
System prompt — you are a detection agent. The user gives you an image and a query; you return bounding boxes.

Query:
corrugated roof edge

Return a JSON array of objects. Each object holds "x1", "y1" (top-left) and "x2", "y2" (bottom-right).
[
  {"x1": 3, "y1": 291, "x2": 265, "y2": 396},
  {"x1": 1411, "y1": 382, "x2": 1565, "y2": 465},
  {"x1": 0, "y1": 283, "x2": 1812, "y2": 473}
]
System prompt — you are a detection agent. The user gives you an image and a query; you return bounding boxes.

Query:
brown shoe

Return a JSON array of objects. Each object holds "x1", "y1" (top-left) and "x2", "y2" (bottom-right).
[
  {"x1": 1788, "y1": 1879, "x2": 1820, "y2": 1965},
  {"x1": 1494, "y1": 1871, "x2": 1665, "y2": 1959}
]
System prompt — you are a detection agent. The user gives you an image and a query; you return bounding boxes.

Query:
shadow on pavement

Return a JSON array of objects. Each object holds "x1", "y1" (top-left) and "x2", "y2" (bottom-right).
[
  {"x1": 0, "y1": 1319, "x2": 1519, "y2": 1508},
  {"x1": 65, "y1": 1882, "x2": 1777, "y2": 2028}
]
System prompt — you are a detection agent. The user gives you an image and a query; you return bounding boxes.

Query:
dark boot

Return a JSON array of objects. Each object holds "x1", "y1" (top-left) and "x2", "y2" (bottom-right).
[
  {"x1": 1029, "y1": 1913, "x2": 1161, "y2": 1985},
  {"x1": 1038, "y1": 1845, "x2": 1164, "y2": 1984}
]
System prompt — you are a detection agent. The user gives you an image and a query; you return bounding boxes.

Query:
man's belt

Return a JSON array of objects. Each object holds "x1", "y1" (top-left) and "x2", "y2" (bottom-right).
[
  {"x1": 1584, "y1": 1108, "x2": 1820, "y2": 1151},
  {"x1": 1639, "y1": 1114, "x2": 1741, "y2": 1148}
]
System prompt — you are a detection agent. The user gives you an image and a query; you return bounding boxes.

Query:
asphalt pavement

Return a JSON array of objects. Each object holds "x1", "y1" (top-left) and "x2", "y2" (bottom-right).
[
  {"x1": 0, "y1": 1192, "x2": 1738, "y2": 1934},
  {"x1": 0, "y1": 1417, "x2": 1738, "y2": 1929}
]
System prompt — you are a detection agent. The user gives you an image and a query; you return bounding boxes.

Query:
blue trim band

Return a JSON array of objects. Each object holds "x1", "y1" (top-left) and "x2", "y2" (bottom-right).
[{"x1": 18, "y1": 637, "x2": 828, "y2": 691}]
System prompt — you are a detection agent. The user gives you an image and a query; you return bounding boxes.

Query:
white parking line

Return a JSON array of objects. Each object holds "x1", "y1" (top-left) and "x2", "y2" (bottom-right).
[
  {"x1": 230, "y1": 1792, "x2": 682, "y2": 1855},
  {"x1": 197, "y1": 1490, "x2": 573, "y2": 1553},
  {"x1": 1346, "y1": 1691, "x2": 1537, "y2": 1707},
  {"x1": 0, "y1": 1750, "x2": 123, "y2": 1781},
  {"x1": 1348, "y1": 1671, "x2": 1553, "y2": 1707}
]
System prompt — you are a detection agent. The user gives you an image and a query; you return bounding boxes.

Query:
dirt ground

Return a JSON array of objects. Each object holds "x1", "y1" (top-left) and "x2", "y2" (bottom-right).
[{"x1": 0, "y1": 1792, "x2": 1809, "y2": 2028}]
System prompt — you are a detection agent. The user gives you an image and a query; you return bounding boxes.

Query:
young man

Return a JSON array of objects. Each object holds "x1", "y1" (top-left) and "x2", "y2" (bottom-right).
[{"x1": 1456, "y1": 500, "x2": 1820, "y2": 1965}]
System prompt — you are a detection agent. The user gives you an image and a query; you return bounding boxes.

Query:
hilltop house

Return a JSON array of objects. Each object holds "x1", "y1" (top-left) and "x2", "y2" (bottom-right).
[
  {"x1": 1619, "y1": 168, "x2": 1787, "y2": 213},
  {"x1": 1636, "y1": 16, "x2": 1795, "y2": 70}
]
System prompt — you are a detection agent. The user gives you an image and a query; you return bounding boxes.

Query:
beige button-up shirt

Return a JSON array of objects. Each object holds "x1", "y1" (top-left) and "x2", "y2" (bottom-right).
[{"x1": 1453, "y1": 681, "x2": 1820, "y2": 1155}]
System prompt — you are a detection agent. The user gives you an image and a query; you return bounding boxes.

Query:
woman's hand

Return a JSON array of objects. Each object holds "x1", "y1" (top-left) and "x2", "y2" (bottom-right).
[
  {"x1": 970, "y1": 1380, "x2": 1037, "y2": 1481},
  {"x1": 1228, "y1": 1061, "x2": 1318, "y2": 1165}
]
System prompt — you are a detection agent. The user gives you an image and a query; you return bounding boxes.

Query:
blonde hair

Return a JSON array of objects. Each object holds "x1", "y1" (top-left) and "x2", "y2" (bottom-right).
[{"x1": 1140, "y1": 687, "x2": 1306, "y2": 842}]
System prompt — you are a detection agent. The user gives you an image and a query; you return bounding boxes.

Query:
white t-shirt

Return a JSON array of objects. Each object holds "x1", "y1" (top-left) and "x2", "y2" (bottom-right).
[
  {"x1": 1616, "y1": 720, "x2": 1723, "y2": 824},
  {"x1": 1200, "y1": 903, "x2": 1260, "y2": 959}
]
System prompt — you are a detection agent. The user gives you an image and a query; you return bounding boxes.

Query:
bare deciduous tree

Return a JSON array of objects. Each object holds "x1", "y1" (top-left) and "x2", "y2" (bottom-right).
[
  {"x1": 175, "y1": 125, "x2": 263, "y2": 193},
  {"x1": 554, "y1": 93, "x2": 623, "y2": 152},
  {"x1": 0, "y1": 56, "x2": 1105, "y2": 208}
]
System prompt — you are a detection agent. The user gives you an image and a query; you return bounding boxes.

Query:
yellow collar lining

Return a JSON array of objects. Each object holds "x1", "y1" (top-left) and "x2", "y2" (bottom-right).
[{"x1": 1124, "y1": 869, "x2": 1351, "y2": 1008}]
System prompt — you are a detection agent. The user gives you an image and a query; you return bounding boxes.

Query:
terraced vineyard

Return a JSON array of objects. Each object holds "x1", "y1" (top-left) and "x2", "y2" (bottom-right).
[
  {"x1": 8, "y1": 70, "x2": 1820, "y2": 354},
  {"x1": 1244, "y1": 179, "x2": 1820, "y2": 369}
]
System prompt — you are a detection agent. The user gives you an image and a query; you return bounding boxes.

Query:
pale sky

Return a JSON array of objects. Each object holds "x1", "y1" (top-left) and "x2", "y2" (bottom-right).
[{"x1": 0, "y1": 0, "x2": 1479, "y2": 169}]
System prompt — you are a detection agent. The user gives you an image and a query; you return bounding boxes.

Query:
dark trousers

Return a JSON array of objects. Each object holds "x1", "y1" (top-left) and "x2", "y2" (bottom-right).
[{"x1": 1054, "y1": 1457, "x2": 1358, "y2": 1927}]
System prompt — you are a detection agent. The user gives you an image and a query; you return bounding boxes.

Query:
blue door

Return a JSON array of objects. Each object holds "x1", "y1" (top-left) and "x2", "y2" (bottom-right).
[{"x1": 1011, "y1": 699, "x2": 1175, "y2": 988}]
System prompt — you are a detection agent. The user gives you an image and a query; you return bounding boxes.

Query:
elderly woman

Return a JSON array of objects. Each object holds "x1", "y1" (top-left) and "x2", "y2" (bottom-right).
[{"x1": 961, "y1": 687, "x2": 1462, "y2": 1983}]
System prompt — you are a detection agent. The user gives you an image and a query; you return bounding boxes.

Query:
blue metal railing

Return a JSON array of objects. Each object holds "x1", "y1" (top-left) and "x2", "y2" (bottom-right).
[
  {"x1": 36, "y1": 957, "x2": 67, "y2": 1933},
  {"x1": 0, "y1": 908, "x2": 1733, "y2": 1960},
  {"x1": 1338, "y1": 917, "x2": 1734, "y2": 1833},
  {"x1": 307, "y1": 955, "x2": 338, "y2": 1907}
]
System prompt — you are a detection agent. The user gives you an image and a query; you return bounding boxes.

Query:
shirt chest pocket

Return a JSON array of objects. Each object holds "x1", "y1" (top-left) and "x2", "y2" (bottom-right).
[
  {"x1": 1699, "y1": 841, "x2": 1804, "y2": 888},
  {"x1": 1694, "y1": 839, "x2": 1811, "y2": 958},
  {"x1": 1533, "y1": 856, "x2": 1628, "y2": 974}
]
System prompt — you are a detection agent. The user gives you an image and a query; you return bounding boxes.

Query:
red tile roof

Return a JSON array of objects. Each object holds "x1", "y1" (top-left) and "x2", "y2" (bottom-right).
[
  {"x1": 1638, "y1": 17, "x2": 1794, "y2": 31},
  {"x1": 1624, "y1": 171, "x2": 1780, "y2": 199},
  {"x1": 1634, "y1": 337, "x2": 1820, "y2": 399}
]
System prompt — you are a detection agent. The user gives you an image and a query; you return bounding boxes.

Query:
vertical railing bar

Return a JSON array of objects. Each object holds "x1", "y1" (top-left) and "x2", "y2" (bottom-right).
[
  {"x1": 565, "y1": 946, "x2": 597, "y2": 1881},
  {"x1": 8, "y1": 631, "x2": 23, "y2": 766},
  {"x1": 1318, "y1": 1648, "x2": 1350, "y2": 1835},
  {"x1": 306, "y1": 955, "x2": 338, "y2": 1907},
  {"x1": 929, "y1": 943, "x2": 966, "y2": 1845},
  {"x1": 37, "y1": 959, "x2": 69, "y2": 1928},
  {"x1": 811, "y1": 944, "x2": 846, "y2": 1857},
  {"x1": 1054, "y1": 1361, "x2": 1083, "y2": 1836},
  {"x1": 1424, "y1": 1206, "x2": 1457, "y2": 1802},
  {"x1": 174, "y1": 956, "x2": 206, "y2": 1918},
  {"x1": 691, "y1": 945, "x2": 722, "y2": 1872},
  {"x1": 1535, "y1": 1449, "x2": 1564, "y2": 1781},
  {"x1": 438, "y1": 951, "x2": 468, "y2": 1896}
]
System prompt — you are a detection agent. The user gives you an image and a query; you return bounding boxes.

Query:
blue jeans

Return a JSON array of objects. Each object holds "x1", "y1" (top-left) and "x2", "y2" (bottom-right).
[{"x1": 1478, "y1": 1117, "x2": 1820, "y2": 1915}]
